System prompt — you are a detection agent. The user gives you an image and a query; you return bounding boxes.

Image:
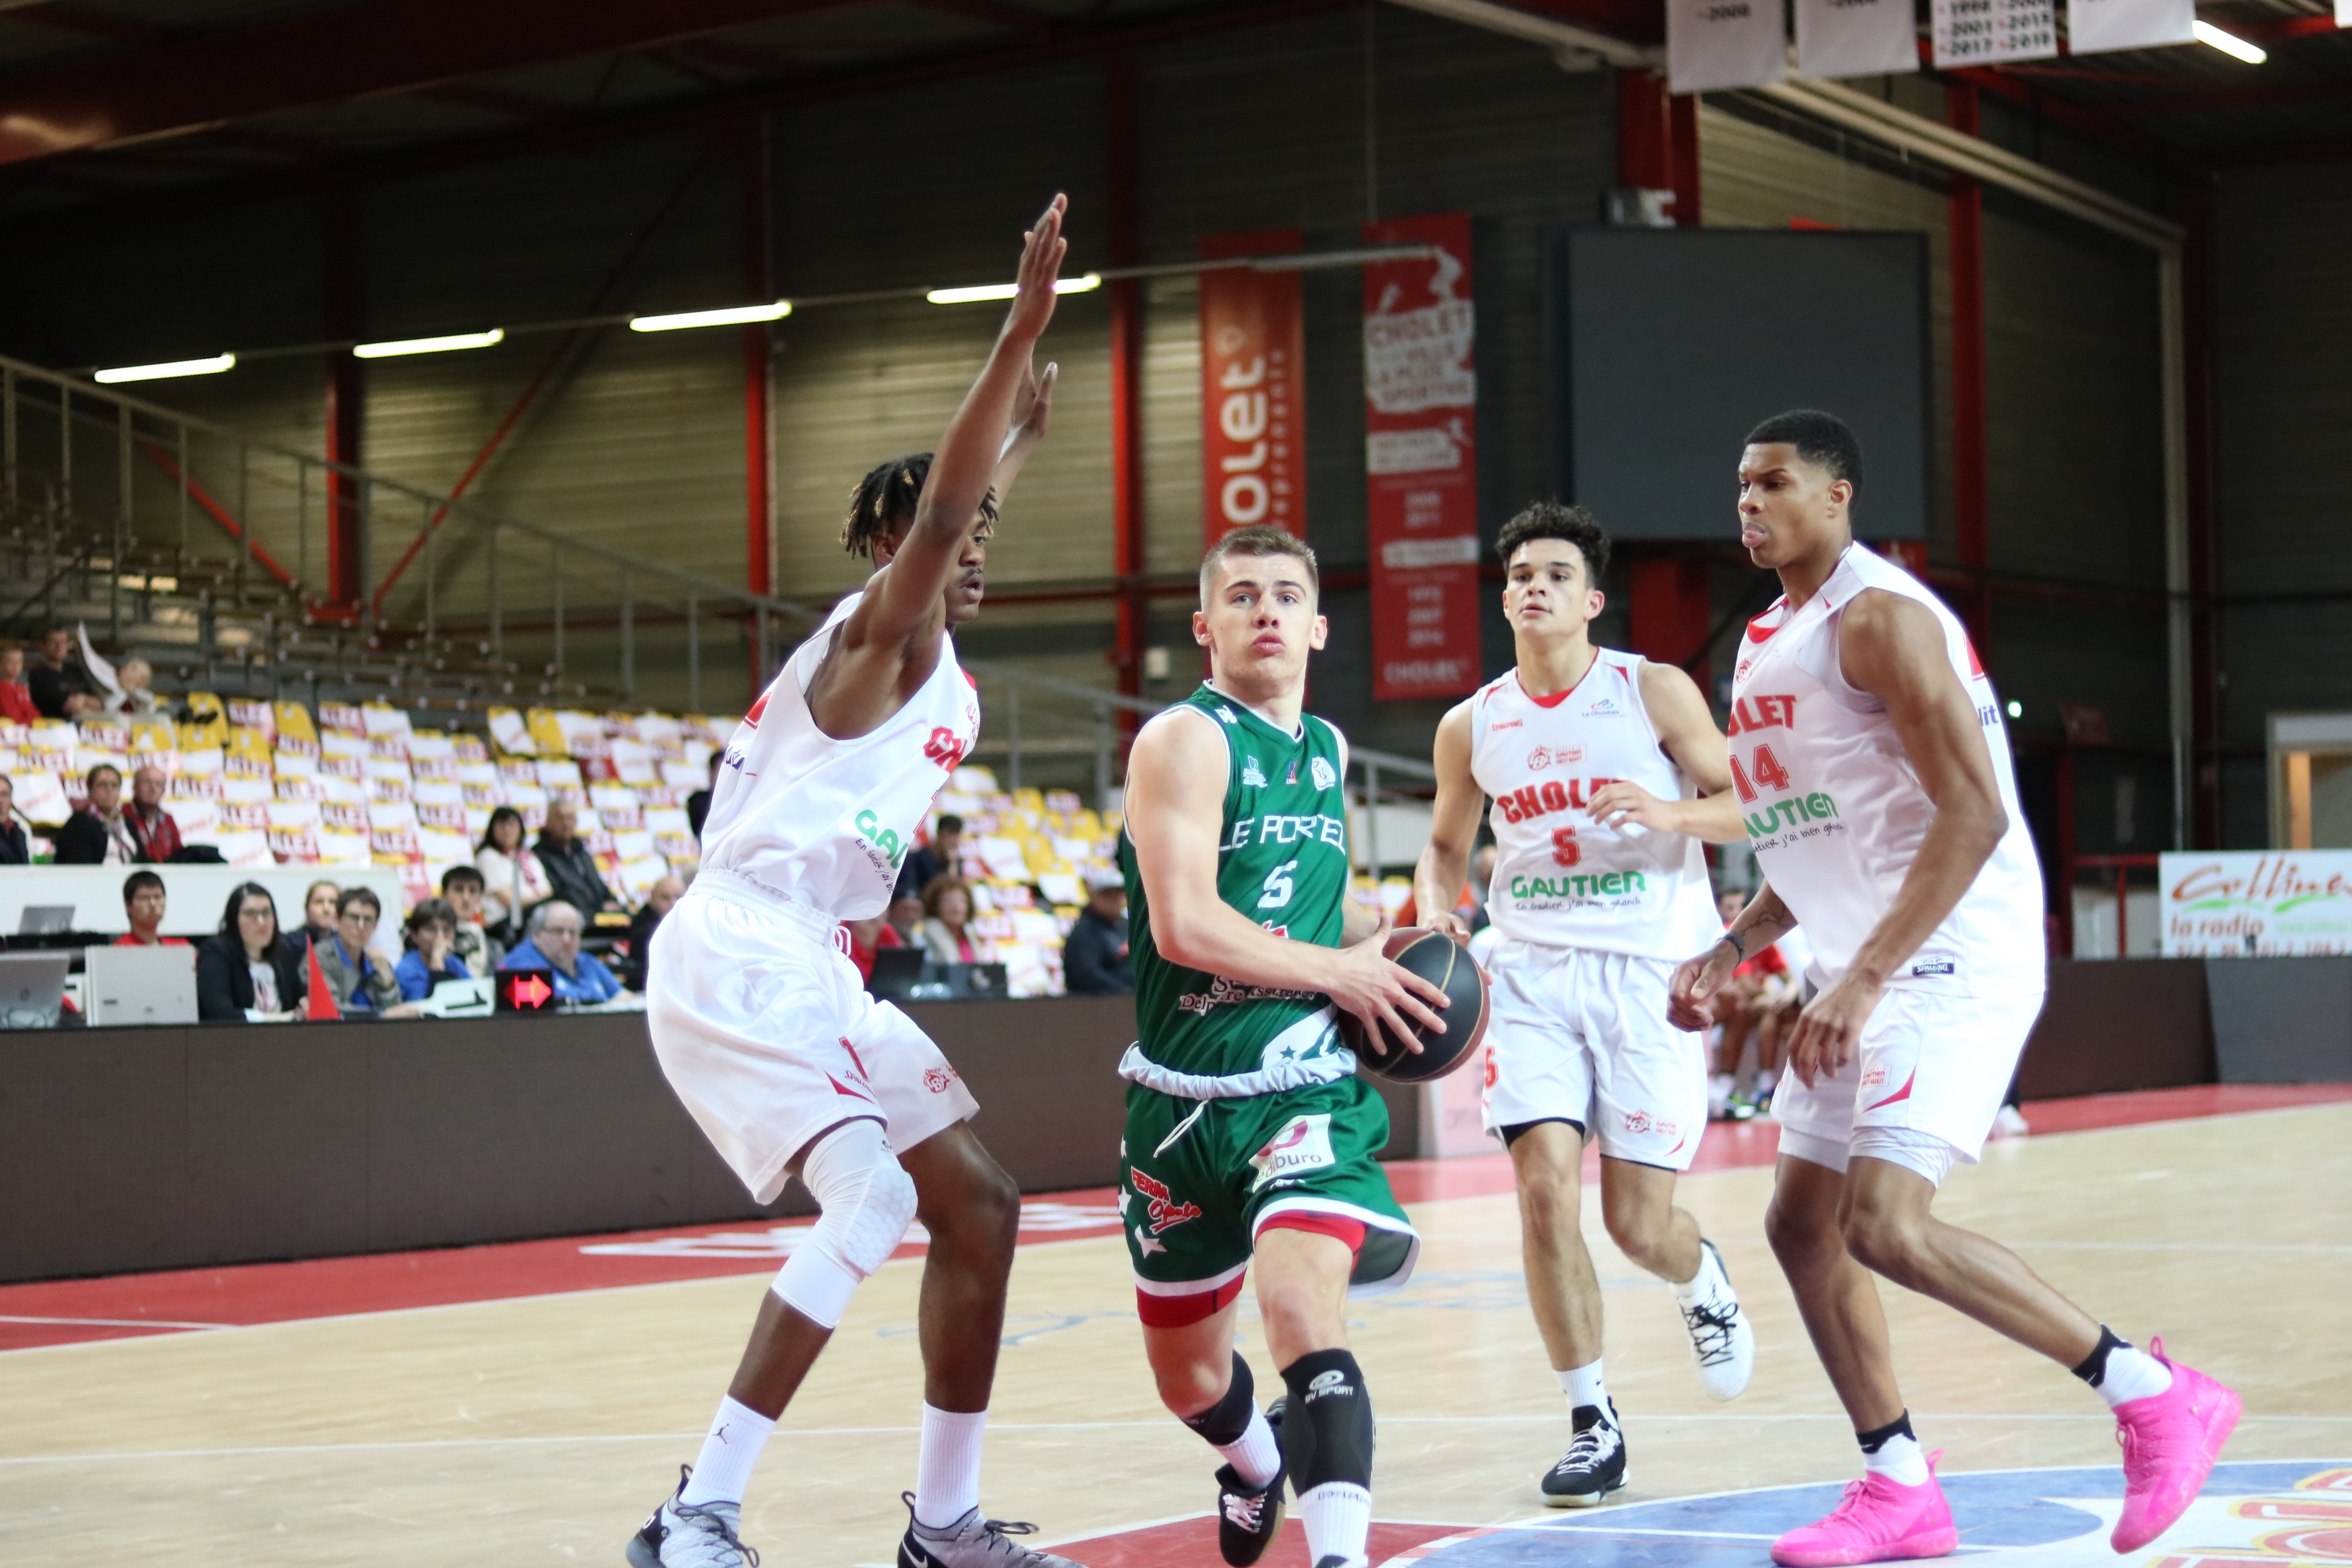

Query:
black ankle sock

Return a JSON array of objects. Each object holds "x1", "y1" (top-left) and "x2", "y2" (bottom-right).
[
  {"x1": 2072, "y1": 1325, "x2": 2127, "y2": 1388},
  {"x1": 1856, "y1": 1411, "x2": 1915, "y2": 1455}
]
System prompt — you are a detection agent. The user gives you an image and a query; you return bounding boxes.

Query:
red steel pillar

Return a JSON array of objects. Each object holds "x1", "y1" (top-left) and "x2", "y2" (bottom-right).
[
  {"x1": 322, "y1": 190, "x2": 364, "y2": 620},
  {"x1": 1106, "y1": 53, "x2": 1146, "y2": 708},
  {"x1": 2183, "y1": 175, "x2": 2220, "y2": 848},
  {"x1": 743, "y1": 116, "x2": 775, "y2": 608},
  {"x1": 1616, "y1": 69, "x2": 1701, "y2": 228},
  {"x1": 1947, "y1": 83, "x2": 1993, "y2": 657}
]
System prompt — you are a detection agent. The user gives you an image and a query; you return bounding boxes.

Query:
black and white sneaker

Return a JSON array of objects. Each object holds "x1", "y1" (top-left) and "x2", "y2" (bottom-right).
[
  {"x1": 896, "y1": 1491, "x2": 1084, "y2": 1568},
  {"x1": 1215, "y1": 1396, "x2": 1287, "y2": 1566},
  {"x1": 1677, "y1": 1238, "x2": 1755, "y2": 1402},
  {"x1": 1540, "y1": 1401, "x2": 1627, "y2": 1508},
  {"x1": 626, "y1": 1465, "x2": 760, "y2": 1568}
]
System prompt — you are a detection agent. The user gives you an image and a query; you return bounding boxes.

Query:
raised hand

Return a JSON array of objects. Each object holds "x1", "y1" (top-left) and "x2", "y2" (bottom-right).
[
  {"x1": 1003, "y1": 194, "x2": 1068, "y2": 346},
  {"x1": 1007, "y1": 356, "x2": 1059, "y2": 452}
]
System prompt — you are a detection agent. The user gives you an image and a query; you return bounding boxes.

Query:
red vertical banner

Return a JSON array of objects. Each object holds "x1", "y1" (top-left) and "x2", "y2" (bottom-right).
[
  {"x1": 1200, "y1": 230, "x2": 1305, "y2": 545},
  {"x1": 1363, "y1": 212, "x2": 1481, "y2": 700}
]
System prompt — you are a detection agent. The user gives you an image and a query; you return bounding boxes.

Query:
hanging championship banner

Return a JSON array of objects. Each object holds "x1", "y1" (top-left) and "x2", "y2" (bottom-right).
[
  {"x1": 1200, "y1": 230, "x2": 1305, "y2": 546},
  {"x1": 1932, "y1": 0, "x2": 2056, "y2": 66},
  {"x1": 1668, "y1": 0, "x2": 1788, "y2": 93},
  {"x1": 2069, "y1": 0, "x2": 2192, "y2": 54},
  {"x1": 1796, "y1": 0, "x2": 1920, "y2": 77},
  {"x1": 1363, "y1": 212, "x2": 1481, "y2": 702}
]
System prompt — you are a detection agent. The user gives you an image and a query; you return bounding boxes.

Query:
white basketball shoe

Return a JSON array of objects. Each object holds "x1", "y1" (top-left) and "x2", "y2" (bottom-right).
[{"x1": 1675, "y1": 1238, "x2": 1755, "y2": 1402}]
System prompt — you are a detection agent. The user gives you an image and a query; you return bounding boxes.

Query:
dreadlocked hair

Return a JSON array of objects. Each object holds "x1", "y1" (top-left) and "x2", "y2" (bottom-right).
[{"x1": 841, "y1": 452, "x2": 1001, "y2": 560}]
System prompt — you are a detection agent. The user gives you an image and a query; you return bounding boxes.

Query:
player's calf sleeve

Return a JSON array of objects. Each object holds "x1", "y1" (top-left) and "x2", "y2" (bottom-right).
[
  {"x1": 1182, "y1": 1351, "x2": 1283, "y2": 1488},
  {"x1": 1278, "y1": 1348, "x2": 1374, "y2": 1492},
  {"x1": 1282, "y1": 1348, "x2": 1374, "y2": 1567},
  {"x1": 771, "y1": 1118, "x2": 917, "y2": 1330}
]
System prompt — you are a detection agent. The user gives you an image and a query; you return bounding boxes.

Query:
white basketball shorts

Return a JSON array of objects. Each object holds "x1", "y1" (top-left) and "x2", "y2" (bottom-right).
[
  {"x1": 1772, "y1": 986, "x2": 2045, "y2": 1185},
  {"x1": 1480, "y1": 940, "x2": 1709, "y2": 1171},
  {"x1": 646, "y1": 870, "x2": 978, "y2": 1205}
]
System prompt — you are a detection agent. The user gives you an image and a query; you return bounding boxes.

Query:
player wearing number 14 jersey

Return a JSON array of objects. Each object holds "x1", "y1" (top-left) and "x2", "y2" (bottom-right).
[
  {"x1": 1672, "y1": 410, "x2": 2237, "y2": 1567},
  {"x1": 1414, "y1": 503, "x2": 1755, "y2": 1510}
]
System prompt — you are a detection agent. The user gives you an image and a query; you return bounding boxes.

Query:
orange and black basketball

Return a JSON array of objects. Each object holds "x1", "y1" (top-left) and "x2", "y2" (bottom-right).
[{"x1": 1340, "y1": 926, "x2": 1490, "y2": 1084}]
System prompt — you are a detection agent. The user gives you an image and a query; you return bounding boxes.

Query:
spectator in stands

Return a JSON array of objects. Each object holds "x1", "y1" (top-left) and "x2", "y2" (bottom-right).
[
  {"x1": 897, "y1": 813, "x2": 964, "y2": 902},
  {"x1": 196, "y1": 883, "x2": 307, "y2": 1023},
  {"x1": 475, "y1": 806, "x2": 551, "y2": 935},
  {"x1": 55, "y1": 763, "x2": 130, "y2": 865},
  {"x1": 918, "y1": 873, "x2": 986, "y2": 963},
  {"x1": 28, "y1": 626, "x2": 98, "y2": 719},
  {"x1": 687, "y1": 752, "x2": 721, "y2": 841},
  {"x1": 112, "y1": 869, "x2": 191, "y2": 948},
  {"x1": 500, "y1": 899, "x2": 624, "y2": 1004},
  {"x1": 1061, "y1": 869, "x2": 1133, "y2": 995},
  {"x1": 394, "y1": 897, "x2": 471, "y2": 1002},
  {"x1": 536, "y1": 801, "x2": 623, "y2": 921},
  {"x1": 886, "y1": 892, "x2": 927, "y2": 954},
  {"x1": 0, "y1": 777, "x2": 28, "y2": 865},
  {"x1": 620, "y1": 873, "x2": 684, "y2": 990},
  {"x1": 439, "y1": 864, "x2": 505, "y2": 974},
  {"x1": 111, "y1": 657, "x2": 160, "y2": 715},
  {"x1": 297, "y1": 880, "x2": 341, "y2": 951},
  {"x1": 119, "y1": 765, "x2": 182, "y2": 863},
  {"x1": 844, "y1": 910, "x2": 902, "y2": 983},
  {"x1": 0, "y1": 646, "x2": 38, "y2": 726},
  {"x1": 312, "y1": 886, "x2": 414, "y2": 1016}
]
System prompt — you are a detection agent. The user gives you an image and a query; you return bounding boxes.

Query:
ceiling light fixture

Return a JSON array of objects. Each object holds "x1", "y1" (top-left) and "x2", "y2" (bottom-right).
[
  {"x1": 93, "y1": 353, "x2": 237, "y2": 384},
  {"x1": 629, "y1": 301, "x2": 793, "y2": 333},
  {"x1": 352, "y1": 328, "x2": 507, "y2": 360},
  {"x1": 2192, "y1": 19, "x2": 2266, "y2": 62},
  {"x1": 925, "y1": 273, "x2": 1102, "y2": 305}
]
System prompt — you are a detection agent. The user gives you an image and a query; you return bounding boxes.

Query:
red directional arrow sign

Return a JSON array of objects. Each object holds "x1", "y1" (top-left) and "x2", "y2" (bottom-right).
[{"x1": 510, "y1": 974, "x2": 552, "y2": 1008}]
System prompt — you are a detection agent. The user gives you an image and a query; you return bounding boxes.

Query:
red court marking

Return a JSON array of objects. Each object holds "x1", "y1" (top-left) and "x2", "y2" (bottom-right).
[
  {"x1": 2, "y1": 1083, "x2": 2341, "y2": 1354},
  {"x1": 1055, "y1": 1517, "x2": 1455, "y2": 1567}
]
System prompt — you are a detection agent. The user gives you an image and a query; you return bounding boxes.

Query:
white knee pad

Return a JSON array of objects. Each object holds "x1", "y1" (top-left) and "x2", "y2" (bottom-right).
[{"x1": 771, "y1": 1118, "x2": 918, "y2": 1329}]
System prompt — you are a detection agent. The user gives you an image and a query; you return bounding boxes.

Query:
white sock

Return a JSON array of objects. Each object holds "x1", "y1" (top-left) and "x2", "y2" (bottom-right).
[
  {"x1": 2094, "y1": 1343, "x2": 2174, "y2": 1409},
  {"x1": 914, "y1": 1404, "x2": 987, "y2": 1529},
  {"x1": 1672, "y1": 1242, "x2": 1723, "y2": 1306},
  {"x1": 1755, "y1": 1069, "x2": 1778, "y2": 1095},
  {"x1": 1558, "y1": 1359, "x2": 1607, "y2": 1415},
  {"x1": 1296, "y1": 1480, "x2": 1372, "y2": 1568},
  {"x1": 1862, "y1": 1430, "x2": 1931, "y2": 1487},
  {"x1": 679, "y1": 1396, "x2": 776, "y2": 1506},
  {"x1": 1219, "y1": 1404, "x2": 1283, "y2": 1489}
]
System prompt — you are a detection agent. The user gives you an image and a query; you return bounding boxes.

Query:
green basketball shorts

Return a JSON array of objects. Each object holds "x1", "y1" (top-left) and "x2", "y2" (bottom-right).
[{"x1": 1118, "y1": 1072, "x2": 1420, "y2": 1328}]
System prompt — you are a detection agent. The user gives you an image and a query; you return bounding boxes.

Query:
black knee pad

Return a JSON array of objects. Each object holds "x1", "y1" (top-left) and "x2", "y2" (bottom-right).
[
  {"x1": 1279, "y1": 1348, "x2": 1374, "y2": 1491},
  {"x1": 1179, "y1": 1351, "x2": 1257, "y2": 1446}
]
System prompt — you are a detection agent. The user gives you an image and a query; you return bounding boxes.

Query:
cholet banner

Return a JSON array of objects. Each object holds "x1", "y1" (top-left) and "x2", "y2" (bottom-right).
[{"x1": 2158, "y1": 850, "x2": 2352, "y2": 957}]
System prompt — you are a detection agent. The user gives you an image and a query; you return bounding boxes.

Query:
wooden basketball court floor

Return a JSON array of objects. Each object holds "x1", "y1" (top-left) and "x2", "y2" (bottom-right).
[{"x1": 2, "y1": 1085, "x2": 2346, "y2": 1568}]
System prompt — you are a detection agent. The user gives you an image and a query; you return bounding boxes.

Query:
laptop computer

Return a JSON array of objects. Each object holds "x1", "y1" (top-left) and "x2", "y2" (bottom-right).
[
  {"x1": 906, "y1": 961, "x2": 1008, "y2": 1002},
  {"x1": 17, "y1": 905, "x2": 74, "y2": 937},
  {"x1": 0, "y1": 952, "x2": 70, "y2": 1029},
  {"x1": 865, "y1": 946, "x2": 925, "y2": 1001},
  {"x1": 82, "y1": 944, "x2": 199, "y2": 1027}
]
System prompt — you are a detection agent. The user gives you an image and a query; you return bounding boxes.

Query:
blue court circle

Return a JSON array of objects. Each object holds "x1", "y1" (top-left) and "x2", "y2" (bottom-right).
[{"x1": 1412, "y1": 1460, "x2": 2346, "y2": 1566}]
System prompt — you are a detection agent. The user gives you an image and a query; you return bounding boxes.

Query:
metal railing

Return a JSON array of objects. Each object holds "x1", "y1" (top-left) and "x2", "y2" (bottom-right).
[{"x1": 0, "y1": 354, "x2": 824, "y2": 709}]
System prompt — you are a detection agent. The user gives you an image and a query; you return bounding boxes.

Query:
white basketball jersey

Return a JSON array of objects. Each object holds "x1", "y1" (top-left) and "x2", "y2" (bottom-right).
[
  {"x1": 1470, "y1": 654, "x2": 1722, "y2": 959},
  {"x1": 1730, "y1": 545, "x2": 2045, "y2": 996},
  {"x1": 699, "y1": 592, "x2": 979, "y2": 921}
]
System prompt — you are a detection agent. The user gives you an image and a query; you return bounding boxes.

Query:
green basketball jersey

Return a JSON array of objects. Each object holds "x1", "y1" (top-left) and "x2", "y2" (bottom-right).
[{"x1": 1118, "y1": 685, "x2": 1356, "y2": 1096}]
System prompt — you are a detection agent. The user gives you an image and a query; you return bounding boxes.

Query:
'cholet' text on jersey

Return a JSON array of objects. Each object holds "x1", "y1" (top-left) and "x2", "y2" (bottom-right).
[
  {"x1": 1469, "y1": 654, "x2": 1721, "y2": 960},
  {"x1": 1118, "y1": 687, "x2": 1355, "y2": 1100},
  {"x1": 697, "y1": 590, "x2": 978, "y2": 921},
  {"x1": 1731, "y1": 545, "x2": 2045, "y2": 995}
]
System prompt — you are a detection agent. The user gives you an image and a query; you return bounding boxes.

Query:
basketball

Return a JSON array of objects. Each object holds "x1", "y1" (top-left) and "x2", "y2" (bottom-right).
[{"x1": 1340, "y1": 926, "x2": 1490, "y2": 1084}]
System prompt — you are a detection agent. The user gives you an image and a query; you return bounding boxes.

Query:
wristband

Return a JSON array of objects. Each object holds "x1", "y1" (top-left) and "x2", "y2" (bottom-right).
[{"x1": 1719, "y1": 929, "x2": 1747, "y2": 961}]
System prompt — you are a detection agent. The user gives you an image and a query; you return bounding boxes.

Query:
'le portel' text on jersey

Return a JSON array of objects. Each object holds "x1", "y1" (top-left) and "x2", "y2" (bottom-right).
[
  {"x1": 1730, "y1": 544, "x2": 2044, "y2": 995},
  {"x1": 1118, "y1": 686, "x2": 1355, "y2": 1099},
  {"x1": 697, "y1": 590, "x2": 979, "y2": 922},
  {"x1": 1470, "y1": 652, "x2": 1721, "y2": 960}
]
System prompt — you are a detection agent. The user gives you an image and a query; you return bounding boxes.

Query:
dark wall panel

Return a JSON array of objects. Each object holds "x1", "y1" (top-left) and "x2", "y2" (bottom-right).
[
  {"x1": 2206, "y1": 957, "x2": 2352, "y2": 1084},
  {"x1": 2014, "y1": 959, "x2": 2212, "y2": 1100}
]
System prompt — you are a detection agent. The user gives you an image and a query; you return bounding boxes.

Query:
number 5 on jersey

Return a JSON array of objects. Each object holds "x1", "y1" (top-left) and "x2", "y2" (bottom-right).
[{"x1": 1257, "y1": 858, "x2": 1298, "y2": 910}]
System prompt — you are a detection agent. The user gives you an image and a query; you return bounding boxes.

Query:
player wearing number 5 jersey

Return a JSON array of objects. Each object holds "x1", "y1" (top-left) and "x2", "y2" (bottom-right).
[
  {"x1": 1413, "y1": 503, "x2": 1755, "y2": 1510},
  {"x1": 1118, "y1": 526, "x2": 1453, "y2": 1568},
  {"x1": 633, "y1": 198, "x2": 1084, "y2": 1568},
  {"x1": 1672, "y1": 411, "x2": 2237, "y2": 1568}
]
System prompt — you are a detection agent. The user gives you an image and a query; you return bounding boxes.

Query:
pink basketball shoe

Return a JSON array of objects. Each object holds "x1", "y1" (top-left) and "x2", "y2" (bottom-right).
[
  {"x1": 2111, "y1": 1338, "x2": 2241, "y2": 1554},
  {"x1": 1771, "y1": 1452, "x2": 1960, "y2": 1568}
]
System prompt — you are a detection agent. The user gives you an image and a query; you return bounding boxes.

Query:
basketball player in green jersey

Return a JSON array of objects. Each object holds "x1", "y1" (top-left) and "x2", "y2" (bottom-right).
[{"x1": 1117, "y1": 525, "x2": 1452, "y2": 1568}]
